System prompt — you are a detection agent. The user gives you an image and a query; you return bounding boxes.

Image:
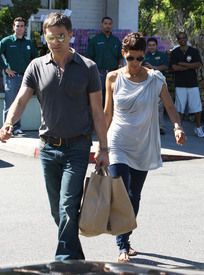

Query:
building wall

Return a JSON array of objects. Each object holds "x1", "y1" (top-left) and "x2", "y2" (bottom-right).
[
  {"x1": 107, "y1": 0, "x2": 138, "y2": 31},
  {"x1": 0, "y1": 0, "x2": 138, "y2": 30},
  {"x1": 70, "y1": 0, "x2": 106, "y2": 29}
]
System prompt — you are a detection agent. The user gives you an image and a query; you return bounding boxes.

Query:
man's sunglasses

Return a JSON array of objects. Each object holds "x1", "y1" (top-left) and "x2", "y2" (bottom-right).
[
  {"x1": 126, "y1": 55, "x2": 145, "y2": 62},
  {"x1": 46, "y1": 34, "x2": 66, "y2": 43},
  {"x1": 178, "y1": 36, "x2": 187, "y2": 40}
]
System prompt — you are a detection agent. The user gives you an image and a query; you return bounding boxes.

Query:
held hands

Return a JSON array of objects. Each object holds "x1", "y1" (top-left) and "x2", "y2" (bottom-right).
[{"x1": 0, "y1": 123, "x2": 13, "y2": 143}]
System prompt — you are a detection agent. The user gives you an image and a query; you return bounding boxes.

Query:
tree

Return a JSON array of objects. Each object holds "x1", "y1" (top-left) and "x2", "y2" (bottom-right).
[
  {"x1": 138, "y1": 0, "x2": 204, "y2": 44},
  {"x1": 0, "y1": 0, "x2": 40, "y2": 39}
]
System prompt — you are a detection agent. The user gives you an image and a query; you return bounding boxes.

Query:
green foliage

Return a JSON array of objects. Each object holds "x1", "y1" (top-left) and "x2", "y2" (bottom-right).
[
  {"x1": 139, "y1": 0, "x2": 204, "y2": 45},
  {"x1": 0, "y1": 0, "x2": 40, "y2": 39},
  {"x1": 0, "y1": 6, "x2": 13, "y2": 38}
]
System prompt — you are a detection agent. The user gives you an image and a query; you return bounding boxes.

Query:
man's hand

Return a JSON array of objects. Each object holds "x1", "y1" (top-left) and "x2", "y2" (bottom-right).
[
  {"x1": 94, "y1": 150, "x2": 110, "y2": 169},
  {"x1": 5, "y1": 68, "x2": 17, "y2": 78},
  {"x1": 0, "y1": 124, "x2": 13, "y2": 143}
]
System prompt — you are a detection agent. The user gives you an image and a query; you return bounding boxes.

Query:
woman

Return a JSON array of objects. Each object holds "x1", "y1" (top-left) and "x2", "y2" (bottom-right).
[{"x1": 103, "y1": 32, "x2": 186, "y2": 262}]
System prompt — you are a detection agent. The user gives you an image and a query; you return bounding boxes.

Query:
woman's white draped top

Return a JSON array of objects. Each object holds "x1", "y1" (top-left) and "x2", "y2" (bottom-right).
[{"x1": 108, "y1": 69, "x2": 166, "y2": 171}]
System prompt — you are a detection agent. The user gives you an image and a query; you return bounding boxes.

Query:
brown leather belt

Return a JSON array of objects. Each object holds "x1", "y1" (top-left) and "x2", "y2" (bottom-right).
[{"x1": 40, "y1": 134, "x2": 92, "y2": 146}]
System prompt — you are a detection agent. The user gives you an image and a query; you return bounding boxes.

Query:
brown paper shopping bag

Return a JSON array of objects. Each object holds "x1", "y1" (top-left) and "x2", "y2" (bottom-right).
[
  {"x1": 108, "y1": 174, "x2": 137, "y2": 235},
  {"x1": 79, "y1": 168, "x2": 112, "y2": 237}
]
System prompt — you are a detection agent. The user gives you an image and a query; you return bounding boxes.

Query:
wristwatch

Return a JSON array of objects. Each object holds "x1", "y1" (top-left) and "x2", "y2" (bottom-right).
[{"x1": 100, "y1": 147, "x2": 110, "y2": 153}]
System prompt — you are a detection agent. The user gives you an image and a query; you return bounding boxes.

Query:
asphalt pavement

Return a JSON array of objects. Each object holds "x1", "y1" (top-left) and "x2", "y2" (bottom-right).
[
  {"x1": 0, "y1": 115, "x2": 204, "y2": 274},
  {"x1": 0, "y1": 115, "x2": 204, "y2": 160},
  {"x1": 0, "y1": 151, "x2": 204, "y2": 274}
]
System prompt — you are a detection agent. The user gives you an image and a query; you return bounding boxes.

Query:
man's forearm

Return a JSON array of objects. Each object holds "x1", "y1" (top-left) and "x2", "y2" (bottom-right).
[
  {"x1": 172, "y1": 64, "x2": 188, "y2": 71},
  {"x1": 5, "y1": 99, "x2": 26, "y2": 125},
  {"x1": 177, "y1": 62, "x2": 201, "y2": 70},
  {"x1": 92, "y1": 112, "x2": 108, "y2": 148},
  {"x1": 156, "y1": 64, "x2": 168, "y2": 71}
]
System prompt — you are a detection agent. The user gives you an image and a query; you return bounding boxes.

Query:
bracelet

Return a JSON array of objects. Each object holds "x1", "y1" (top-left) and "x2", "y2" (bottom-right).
[
  {"x1": 4, "y1": 122, "x2": 13, "y2": 126},
  {"x1": 100, "y1": 147, "x2": 110, "y2": 153},
  {"x1": 174, "y1": 126, "x2": 183, "y2": 132}
]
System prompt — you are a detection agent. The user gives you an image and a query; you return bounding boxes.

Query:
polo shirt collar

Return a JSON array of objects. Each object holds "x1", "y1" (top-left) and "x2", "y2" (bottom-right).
[
  {"x1": 101, "y1": 31, "x2": 112, "y2": 38},
  {"x1": 12, "y1": 34, "x2": 25, "y2": 41},
  {"x1": 45, "y1": 48, "x2": 81, "y2": 65},
  {"x1": 148, "y1": 50, "x2": 158, "y2": 56}
]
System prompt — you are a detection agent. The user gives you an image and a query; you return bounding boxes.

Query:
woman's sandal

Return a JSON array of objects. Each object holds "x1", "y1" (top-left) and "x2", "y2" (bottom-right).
[
  {"x1": 129, "y1": 247, "x2": 137, "y2": 256},
  {"x1": 117, "y1": 251, "x2": 130, "y2": 262}
]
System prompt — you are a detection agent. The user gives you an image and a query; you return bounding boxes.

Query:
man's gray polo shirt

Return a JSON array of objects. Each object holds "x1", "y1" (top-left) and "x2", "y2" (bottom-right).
[{"x1": 22, "y1": 50, "x2": 102, "y2": 138}]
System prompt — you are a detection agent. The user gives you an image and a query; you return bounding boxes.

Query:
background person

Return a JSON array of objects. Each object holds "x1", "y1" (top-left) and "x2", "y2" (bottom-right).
[
  {"x1": 101, "y1": 32, "x2": 186, "y2": 263},
  {"x1": 0, "y1": 12, "x2": 109, "y2": 260},
  {"x1": 0, "y1": 17, "x2": 38, "y2": 136},
  {"x1": 170, "y1": 31, "x2": 204, "y2": 137},
  {"x1": 85, "y1": 16, "x2": 123, "y2": 107},
  {"x1": 143, "y1": 37, "x2": 169, "y2": 135}
]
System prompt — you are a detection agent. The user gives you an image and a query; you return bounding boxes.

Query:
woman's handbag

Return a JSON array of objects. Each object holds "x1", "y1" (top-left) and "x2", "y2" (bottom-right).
[{"x1": 79, "y1": 167, "x2": 137, "y2": 237}]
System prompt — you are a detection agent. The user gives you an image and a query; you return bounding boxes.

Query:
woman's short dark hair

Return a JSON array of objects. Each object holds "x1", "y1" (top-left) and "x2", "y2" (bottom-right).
[
  {"x1": 43, "y1": 12, "x2": 72, "y2": 34},
  {"x1": 122, "y1": 32, "x2": 146, "y2": 53}
]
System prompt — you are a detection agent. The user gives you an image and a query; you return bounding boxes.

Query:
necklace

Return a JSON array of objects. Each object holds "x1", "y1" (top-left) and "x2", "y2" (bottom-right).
[
  {"x1": 180, "y1": 47, "x2": 188, "y2": 55},
  {"x1": 126, "y1": 66, "x2": 142, "y2": 77}
]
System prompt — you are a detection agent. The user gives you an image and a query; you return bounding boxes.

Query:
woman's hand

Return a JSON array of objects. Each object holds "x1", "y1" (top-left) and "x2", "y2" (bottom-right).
[{"x1": 174, "y1": 129, "x2": 187, "y2": 146}]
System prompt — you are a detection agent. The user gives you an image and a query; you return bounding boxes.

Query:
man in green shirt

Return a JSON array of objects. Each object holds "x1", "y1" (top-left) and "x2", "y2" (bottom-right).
[
  {"x1": 143, "y1": 37, "x2": 169, "y2": 135},
  {"x1": 0, "y1": 17, "x2": 38, "y2": 135},
  {"x1": 85, "y1": 17, "x2": 123, "y2": 107}
]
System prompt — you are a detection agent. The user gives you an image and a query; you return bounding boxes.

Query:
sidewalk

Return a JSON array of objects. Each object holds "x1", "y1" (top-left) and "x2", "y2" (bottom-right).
[{"x1": 0, "y1": 116, "x2": 204, "y2": 161}]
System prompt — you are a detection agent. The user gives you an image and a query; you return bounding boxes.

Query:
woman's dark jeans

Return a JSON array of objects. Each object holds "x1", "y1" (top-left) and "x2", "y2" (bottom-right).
[{"x1": 108, "y1": 163, "x2": 148, "y2": 253}]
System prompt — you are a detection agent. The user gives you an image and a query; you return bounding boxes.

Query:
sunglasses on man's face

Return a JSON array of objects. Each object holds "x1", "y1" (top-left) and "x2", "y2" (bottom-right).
[
  {"x1": 126, "y1": 55, "x2": 145, "y2": 62},
  {"x1": 46, "y1": 34, "x2": 66, "y2": 43},
  {"x1": 178, "y1": 36, "x2": 187, "y2": 40}
]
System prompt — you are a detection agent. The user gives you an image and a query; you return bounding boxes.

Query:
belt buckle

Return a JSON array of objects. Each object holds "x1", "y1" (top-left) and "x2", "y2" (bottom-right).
[{"x1": 53, "y1": 137, "x2": 62, "y2": 146}]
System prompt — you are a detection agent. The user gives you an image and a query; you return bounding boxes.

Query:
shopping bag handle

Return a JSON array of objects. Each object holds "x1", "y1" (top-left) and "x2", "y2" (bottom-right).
[{"x1": 95, "y1": 166, "x2": 113, "y2": 177}]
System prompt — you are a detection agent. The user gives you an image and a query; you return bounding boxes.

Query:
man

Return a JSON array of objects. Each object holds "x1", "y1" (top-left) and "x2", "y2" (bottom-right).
[
  {"x1": 85, "y1": 16, "x2": 123, "y2": 107},
  {"x1": 143, "y1": 37, "x2": 169, "y2": 135},
  {"x1": 0, "y1": 12, "x2": 109, "y2": 260},
  {"x1": 170, "y1": 32, "x2": 204, "y2": 137},
  {"x1": 0, "y1": 17, "x2": 38, "y2": 135}
]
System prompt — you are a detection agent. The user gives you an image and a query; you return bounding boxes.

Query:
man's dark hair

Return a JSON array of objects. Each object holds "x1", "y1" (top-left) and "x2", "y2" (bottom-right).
[
  {"x1": 13, "y1": 17, "x2": 26, "y2": 26},
  {"x1": 147, "y1": 37, "x2": 158, "y2": 45},
  {"x1": 122, "y1": 32, "x2": 146, "y2": 53},
  {"x1": 43, "y1": 12, "x2": 72, "y2": 34},
  {"x1": 176, "y1": 31, "x2": 188, "y2": 39},
  {"x1": 101, "y1": 16, "x2": 112, "y2": 23}
]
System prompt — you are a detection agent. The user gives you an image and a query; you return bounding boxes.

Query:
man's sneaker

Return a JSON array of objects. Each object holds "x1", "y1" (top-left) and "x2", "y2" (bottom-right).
[
  {"x1": 13, "y1": 129, "x2": 25, "y2": 136},
  {"x1": 194, "y1": 126, "x2": 204, "y2": 138}
]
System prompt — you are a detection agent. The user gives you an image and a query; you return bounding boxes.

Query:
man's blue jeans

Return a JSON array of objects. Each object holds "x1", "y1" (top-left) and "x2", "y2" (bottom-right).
[
  {"x1": 108, "y1": 163, "x2": 148, "y2": 254},
  {"x1": 39, "y1": 139, "x2": 92, "y2": 260},
  {"x1": 3, "y1": 72, "x2": 22, "y2": 129}
]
